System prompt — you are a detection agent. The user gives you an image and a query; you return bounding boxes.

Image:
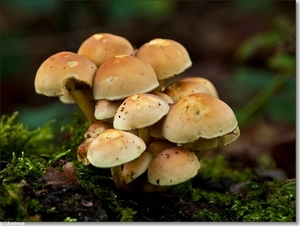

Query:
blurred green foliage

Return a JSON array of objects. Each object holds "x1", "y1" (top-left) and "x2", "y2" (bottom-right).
[{"x1": 229, "y1": 17, "x2": 295, "y2": 126}]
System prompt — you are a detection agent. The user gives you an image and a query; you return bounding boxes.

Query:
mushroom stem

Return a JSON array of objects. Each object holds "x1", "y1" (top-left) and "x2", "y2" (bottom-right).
[
  {"x1": 195, "y1": 149, "x2": 211, "y2": 161},
  {"x1": 111, "y1": 166, "x2": 132, "y2": 192},
  {"x1": 65, "y1": 79, "x2": 97, "y2": 124},
  {"x1": 138, "y1": 127, "x2": 150, "y2": 146},
  {"x1": 155, "y1": 79, "x2": 165, "y2": 92}
]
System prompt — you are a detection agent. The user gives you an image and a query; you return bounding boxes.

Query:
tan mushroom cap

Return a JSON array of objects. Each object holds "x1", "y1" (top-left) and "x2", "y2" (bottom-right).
[
  {"x1": 122, "y1": 151, "x2": 153, "y2": 184},
  {"x1": 163, "y1": 80, "x2": 211, "y2": 103},
  {"x1": 93, "y1": 55, "x2": 159, "y2": 100},
  {"x1": 135, "y1": 38, "x2": 192, "y2": 80},
  {"x1": 77, "y1": 138, "x2": 94, "y2": 166},
  {"x1": 146, "y1": 139, "x2": 175, "y2": 157},
  {"x1": 150, "y1": 91, "x2": 174, "y2": 104},
  {"x1": 34, "y1": 51, "x2": 97, "y2": 97},
  {"x1": 84, "y1": 121, "x2": 112, "y2": 139},
  {"x1": 77, "y1": 33, "x2": 134, "y2": 67},
  {"x1": 147, "y1": 146, "x2": 201, "y2": 186},
  {"x1": 162, "y1": 93, "x2": 238, "y2": 143},
  {"x1": 94, "y1": 99, "x2": 123, "y2": 120},
  {"x1": 113, "y1": 93, "x2": 170, "y2": 130},
  {"x1": 87, "y1": 129, "x2": 146, "y2": 168},
  {"x1": 181, "y1": 77, "x2": 219, "y2": 98}
]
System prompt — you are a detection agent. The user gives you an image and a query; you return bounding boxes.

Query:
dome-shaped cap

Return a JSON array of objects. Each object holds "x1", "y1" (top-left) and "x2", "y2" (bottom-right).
[
  {"x1": 34, "y1": 51, "x2": 97, "y2": 97},
  {"x1": 113, "y1": 93, "x2": 170, "y2": 130},
  {"x1": 87, "y1": 129, "x2": 146, "y2": 168},
  {"x1": 147, "y1": 146, "x2": 200, "y2": 186},
  {"x1": 135, "y1": 38, "x2": 192, "y2": 80},
  {"x1": 77, "y1": 33, "x2": 134, "y2": 67},
  {"x1": 162, "y1": 93, "x2": 238, "y2": 143},
  {"x1": 93, "y1": 55, "x2": 159, "y2": 100}
]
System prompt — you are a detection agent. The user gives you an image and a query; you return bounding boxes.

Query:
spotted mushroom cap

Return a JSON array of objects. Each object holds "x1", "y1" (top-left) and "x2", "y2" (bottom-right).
[
  {"x1": 147, "y1": 146, "x2": 201, "y2": 186},
  {"x1": 122, "y1": 151, "x2": 153, "y2": 184},
  {"x1": 93, "y1": 55, "x2": 159, "y2": 100},
  {"x1": 135, "y1": 38, "x2": 192, "y2": 80},
  {"x1": 87, "y1": 129, "x2": 146, "y2": 168},
  {"x1": 162, "y1": 93, "x2": 238, "y2": 143},
  {"x1": 77, "y1": 33, "x2": 134, "y2": 67},
  {"x1": 113, "y1": 93, "x2": 170, "y2": 130},
  {"x1": 34, "y1": 51, "x2": 97, "y2": 98},
  {"x1": 84, "y1": 121, "x2": 112, "y2": 139}
]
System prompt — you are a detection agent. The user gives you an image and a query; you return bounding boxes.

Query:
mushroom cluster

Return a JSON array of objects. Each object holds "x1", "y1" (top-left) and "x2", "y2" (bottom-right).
[{"x1": 34, "y1": 33, "x2": 240, "y2": 192}]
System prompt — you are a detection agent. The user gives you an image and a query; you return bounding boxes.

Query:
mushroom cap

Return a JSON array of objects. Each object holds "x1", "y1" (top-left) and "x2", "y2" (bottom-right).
[
  {"x1": 163, "y1": 80, "x2": 211, "y2": 103},
  {"x1": 113, "y1": 93, "x2": 170, "y2": 130},
  {"x1": 77, "y1": 33, "x2": 134, "y2": 67},
  {"x1": 34, "y1": 51, "x2": 97, "y2": 97},
  {"x1": 87, "y1": 129, "x2": 146, "y2": 168},
  {"x1": 147, "y1": 146, "x2": 201, "y2": 186},
  {"x1": 181, "y1": 77, "x2": 219, "y2": 98},
  {"x1": 93, "y1": 55, "x2": 159, "y2": 100},
  {"x1": 162, "y1": 93, "x2": 238, "y2": 143},
  {"x1": 135, "y1": 38, "x2": 192, "y2": 80},
  {"x1": 146, "y1": 139, "x2": 175, "y2": 157},
  {"x1": 77, "y1": 138, "x2": 94, "y2": 166},
  {"x1": 84, "y1": 121, "x2": 112, "y2": 139},
  {"x1": 150, "y1": 91, "x2": 174, "y2": 104},
  {"x1": 122, "y1": 151, "x2": 153, "y2": 184},
  {"x1": 94, "y1": 99, "x2": 123, "y2": 120}
]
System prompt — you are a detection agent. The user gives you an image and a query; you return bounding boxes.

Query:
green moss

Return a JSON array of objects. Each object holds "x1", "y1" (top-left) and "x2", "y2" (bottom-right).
[
  {"x1": 0, "y1": 112, "x2": 55, "y2": 160},
  {"x1": 176, "y1": 155, "x2": 296, "y2": 222},
  {"x1": 231, "y1": 179, "x2": 296, "y2": 222},
  {"x1": 0, "y1": 112, "x2": 296, "y2": 222},
  {"x1": 199, "y1": 155, "x2": 254, "y2": 182},
  {"x1": 0, "y1": 183, "x2": 42, "y2": 221},
  {"x1": 0, "y1": 152, "x2": 46, "y2": 186}
]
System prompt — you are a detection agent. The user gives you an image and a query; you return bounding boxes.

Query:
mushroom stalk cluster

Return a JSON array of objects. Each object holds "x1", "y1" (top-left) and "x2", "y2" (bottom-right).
[{"x1": 34, "y1": 33, "x2": 240, "y2": 192}]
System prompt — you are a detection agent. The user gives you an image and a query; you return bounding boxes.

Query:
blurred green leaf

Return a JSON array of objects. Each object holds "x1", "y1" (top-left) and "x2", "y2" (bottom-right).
[
  {"x1": 267, "y1": 53, "x2": 296, "y2": 74},
  {"x1": 235, "y1": 32, "x2": 284, "y2": 62}
]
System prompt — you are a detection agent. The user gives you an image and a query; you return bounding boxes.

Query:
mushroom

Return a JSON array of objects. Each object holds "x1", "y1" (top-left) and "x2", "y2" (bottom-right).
[
  {"x1": 77, "y1": 33, "x2": 134, "y2": 67},
  {"x1": 77, "y1": 137, "x2": 94, "y2": 165},
  {"x1": 149, "y1": 91, "x2": 174, "y2": 104},
  {"x1": 162, "y1": 93, "x2": 238, "y2": 144},
  {"x1": 34, "y1": 51, "x2": 98, "y2": 124},
  {"x1": 147, "y1": 146, "x2": 201, "y2": 186},
  {"x1": 87, "y1": 128, "x2": 146, "y2": 190},
  {"x1": 94, "y1": 99, "x2": 123, "y2": 123},
  {"x1": 93, "y1": 55, "x2": 159, "y2": 101},
  {"x1": 146, "y1": 139, "x2": 175, "y2": 157},
  {"x1": 181, "y1": 76, "x2": 219, "y2": 98},
  {"x1": 84, "y1": 121, "x2": 112, "y2": 139},
  {"x1": 219, "y1": 126, "x2": 240, "y2": 147},
  {"x1": 113, "y1": 93, "x2": 170, "y2": 144},
  {"x1": 183, "y1": 126, "x2": 240, "y2": 161},
  {"x1": 163, "y1": 80, "x2": 211, "y2": 103},
  {"x1": 135, "y1": 38, "x2": 192, "y2": 91},
  {"x1": 122, "y1": 151, "x2": 153, "y2": 184}
]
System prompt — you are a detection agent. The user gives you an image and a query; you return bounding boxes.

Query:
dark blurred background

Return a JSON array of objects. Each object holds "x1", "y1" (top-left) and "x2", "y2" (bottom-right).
[{"x1": 0, "y1": 1, "x2": 296, "y2": 178}]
